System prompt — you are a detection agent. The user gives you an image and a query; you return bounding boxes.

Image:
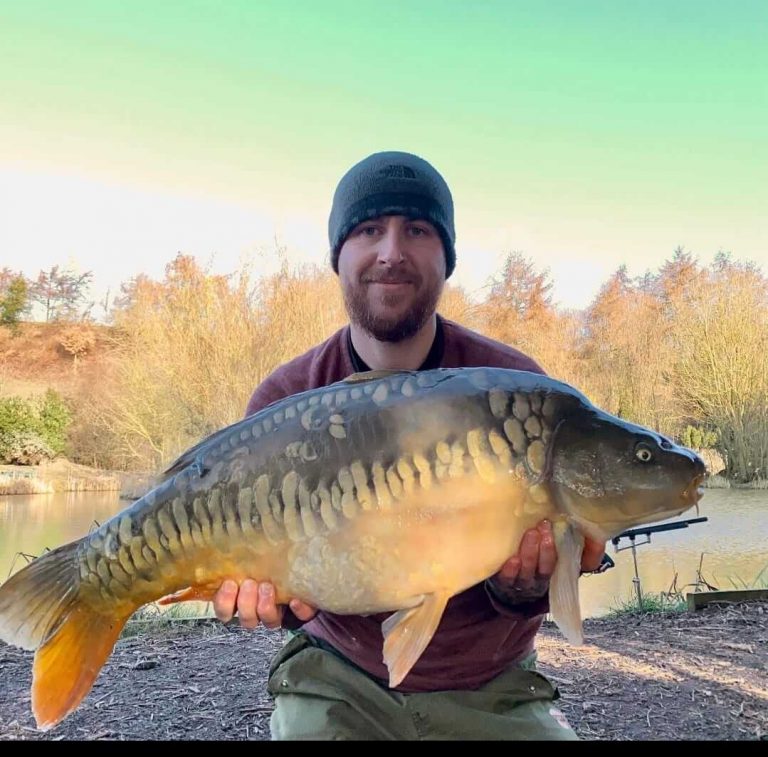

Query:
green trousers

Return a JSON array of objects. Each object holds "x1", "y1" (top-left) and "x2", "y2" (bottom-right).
[{"x1": 266, "y1": 632, "x2": 579, "y2": 741}]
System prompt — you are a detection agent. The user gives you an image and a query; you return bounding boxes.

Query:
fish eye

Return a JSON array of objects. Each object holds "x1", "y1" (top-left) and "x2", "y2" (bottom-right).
[{"x1": 635, "y1": 443, "x2": 654, "y2": 463}]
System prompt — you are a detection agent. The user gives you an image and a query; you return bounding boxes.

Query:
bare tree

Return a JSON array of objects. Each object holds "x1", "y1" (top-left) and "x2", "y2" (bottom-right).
[
  {"x1": 29, "y1": 266, "x2": 93, "y2": 322},
  {"x1": 672, "y1": 259, "x2": 768, "y2": 482}
]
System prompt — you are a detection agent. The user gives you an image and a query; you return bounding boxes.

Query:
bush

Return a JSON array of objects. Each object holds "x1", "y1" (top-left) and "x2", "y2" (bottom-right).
[
  {"x1": 0, "y1": 431, "x2": 54, "y2": 465},
  {"x1": 681, "y1": 425, "x2": 718, "y2": 449},
  {"x1": 38, "y1": 389, "x2": 70, "y2": 455},
  {"x1": 0, "y1": 391, "x2": 71, "y2": 463},
  {"x1": 0, "y1": 396, "x2": 37, "y2": 435}
]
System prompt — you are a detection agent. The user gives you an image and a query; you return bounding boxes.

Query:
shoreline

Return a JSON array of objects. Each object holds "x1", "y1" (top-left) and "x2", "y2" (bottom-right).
[{"x1": 0, "y1": 460, "x2": 153, "y2": 498}]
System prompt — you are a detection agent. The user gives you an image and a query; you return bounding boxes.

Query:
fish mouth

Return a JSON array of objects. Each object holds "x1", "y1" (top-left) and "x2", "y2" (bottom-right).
[{"x1": 682, "y1": 473, "x2": 706, "y2": 509}]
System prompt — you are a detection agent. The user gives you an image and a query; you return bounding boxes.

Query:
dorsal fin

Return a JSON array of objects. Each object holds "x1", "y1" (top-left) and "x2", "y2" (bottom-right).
[
  {"x1": 158, "y1": 423, "x2": 239, "y2": 482},
  {"x1": 344, "y1": 369, "x2": 411, "y2": 384}
]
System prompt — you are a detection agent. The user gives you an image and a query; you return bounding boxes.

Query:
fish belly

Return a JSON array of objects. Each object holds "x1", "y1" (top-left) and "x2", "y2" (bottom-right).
[{"x1": 280, "y1": 475, "x2": 554, "y2": 614}]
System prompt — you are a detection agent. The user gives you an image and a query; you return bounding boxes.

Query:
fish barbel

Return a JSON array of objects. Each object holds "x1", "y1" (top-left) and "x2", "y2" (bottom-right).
[{"x1": 0, "y1": 367, "x2": 706, "y2": 730}]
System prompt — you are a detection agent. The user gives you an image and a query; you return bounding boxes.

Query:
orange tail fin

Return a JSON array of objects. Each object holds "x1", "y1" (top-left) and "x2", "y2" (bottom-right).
[
  {"x1": 0, "y1": 541, "x2": 130, "y2": 731},
  {"x1": 32, "y1": 603, "x2": 128, "y2": 730}
]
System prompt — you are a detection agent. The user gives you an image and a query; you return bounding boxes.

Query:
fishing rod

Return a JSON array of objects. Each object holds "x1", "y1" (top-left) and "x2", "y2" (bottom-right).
[{"x1": 606, "y1": 516, "x2": 710, "y2": 608}]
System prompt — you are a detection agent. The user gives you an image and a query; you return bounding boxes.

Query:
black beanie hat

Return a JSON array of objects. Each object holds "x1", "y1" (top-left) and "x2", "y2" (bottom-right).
[{"x1": 328, "y1": 151, "x2": 456, "y2": 278}]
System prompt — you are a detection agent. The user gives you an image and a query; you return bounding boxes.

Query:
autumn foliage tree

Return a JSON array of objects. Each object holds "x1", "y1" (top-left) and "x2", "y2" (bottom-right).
[
  {"x1": 437, "y1": 282, "x2": 480, "y2": 330},
  {"x1": 477, "y1": 252, "x2": 578, "y2": 382},
  {"x1": 58, "y1": 325, "x2": 97, "y2": 372},
  {"x1": 580, "y1": 266, "x2": 670, "y2": 430},
  {"x1": 97, "y1": 251, "x2": 346, "y2": 469}
]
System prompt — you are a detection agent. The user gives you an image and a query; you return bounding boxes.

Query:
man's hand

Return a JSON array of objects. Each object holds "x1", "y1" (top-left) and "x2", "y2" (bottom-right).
[
  {"x1": 488, "y1": 520, "x2": 607, "y2": 604},
  {"x1": 212, "y1": 579, "x2": 317, "y2": 630}
]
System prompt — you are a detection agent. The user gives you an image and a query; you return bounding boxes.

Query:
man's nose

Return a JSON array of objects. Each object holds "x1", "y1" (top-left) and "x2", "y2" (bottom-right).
[{"x1": 376, "y1": 231, "x2": 405, "y2": 265}]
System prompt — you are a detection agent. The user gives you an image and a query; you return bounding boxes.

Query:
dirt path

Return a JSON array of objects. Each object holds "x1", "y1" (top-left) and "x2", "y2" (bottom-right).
[{"x1": 1, "y1": 600, "x2": 765, "y2": 741}]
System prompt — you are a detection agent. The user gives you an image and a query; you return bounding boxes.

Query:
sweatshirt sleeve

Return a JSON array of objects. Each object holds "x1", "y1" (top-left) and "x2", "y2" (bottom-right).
[
  {"x1": 483, "y1": 580, "x2": 551, "y2": 619},
  {"x1": 244, "y1": 375, "x2": 292, "y2": 417}
]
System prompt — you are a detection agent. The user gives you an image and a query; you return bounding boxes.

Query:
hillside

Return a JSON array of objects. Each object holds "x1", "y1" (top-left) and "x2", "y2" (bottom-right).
[
  {"x1": 0, "y1": 320, "x2": 136, "y2": 477},
  {"x1": 0, "y1": 321, "x2": 116, "y2": 399}
]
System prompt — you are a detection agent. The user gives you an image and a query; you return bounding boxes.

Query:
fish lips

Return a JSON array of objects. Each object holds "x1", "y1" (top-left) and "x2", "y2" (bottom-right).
[{"x1": 682, "y1": 472, "x2": 706, "y2": 509}]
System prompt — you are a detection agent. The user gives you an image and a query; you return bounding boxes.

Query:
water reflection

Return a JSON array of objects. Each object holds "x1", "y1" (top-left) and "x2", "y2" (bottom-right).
[
  {"x1": 578, "y1": 488, "x2": 768, "y2": 616},
  {"x1": 0, "y1": 490, "x2": 127, "y2": 580}
]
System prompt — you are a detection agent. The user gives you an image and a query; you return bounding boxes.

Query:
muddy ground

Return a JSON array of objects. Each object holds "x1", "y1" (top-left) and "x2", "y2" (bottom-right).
[{"x1": 1, "y1": 600, "x2": 765, "y2": 741}]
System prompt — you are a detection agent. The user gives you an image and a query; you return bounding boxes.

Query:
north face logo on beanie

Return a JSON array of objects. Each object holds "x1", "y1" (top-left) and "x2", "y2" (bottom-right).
[{"x1": 377, "y1": 165, "x2": 417, "y2": 180}]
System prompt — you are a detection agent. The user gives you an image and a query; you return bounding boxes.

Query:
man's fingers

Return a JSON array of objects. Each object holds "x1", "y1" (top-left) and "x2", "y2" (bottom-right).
[
  {"x1": 581, "y1": 537, "x2": 607, "y2": 573},
  {"x1": 256, "y1": 582, "x2": 284, "y2": 629},
  {"x1": 236, "y1": 579, "x2": 261, "y2": 629},
  {"x1": 289, "y1": 599, "x2": 319, "y2": 622},
  {"x1": 518, "y1": 528, "x2": 541, "y2": 582},
  {"x1": 537, "y1": 520, "x2": 557, "y2": 578},
  {"x1": 495, "y1": 555, "x2": 522, "y2": 583},
  {"x1": 213, "y1": 579, "x2": 238, "y2": 623}
]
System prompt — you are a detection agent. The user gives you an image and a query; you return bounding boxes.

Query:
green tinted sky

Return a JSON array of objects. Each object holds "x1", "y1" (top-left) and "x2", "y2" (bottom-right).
[{"x1": 1, "y1": 1, "x2": 766, "y2": 308}]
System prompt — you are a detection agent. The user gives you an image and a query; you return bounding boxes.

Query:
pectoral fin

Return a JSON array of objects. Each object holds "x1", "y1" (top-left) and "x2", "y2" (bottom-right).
[
  {"x1": 550, "y1": 521, "x2": 585, "y2": 645},
  {"x1": 157, "y1": 584, "x2": 220, "y2": 606},
  {"x1": 381, "y1": 592, "x2": 450, "y2": 687}
]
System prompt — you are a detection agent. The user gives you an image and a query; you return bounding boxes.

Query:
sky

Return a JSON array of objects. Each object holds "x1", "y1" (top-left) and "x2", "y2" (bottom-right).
[{"x1": 1, "y1": 0, "x2": 766, "y2": 313}]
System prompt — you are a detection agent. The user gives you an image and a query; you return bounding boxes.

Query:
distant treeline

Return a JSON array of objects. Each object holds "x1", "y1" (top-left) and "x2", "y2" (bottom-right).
[
  {"x1": 0, "y1": 265, "x2": 94, "y2": 326},
  {"x1": 2, "y1": 247, "x2": 766, "y2": 483}
]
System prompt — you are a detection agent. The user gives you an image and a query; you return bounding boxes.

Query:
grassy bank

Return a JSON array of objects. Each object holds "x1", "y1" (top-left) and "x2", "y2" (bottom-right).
[
  {"x1": 0, "y1": 459, "x2": 122, "y2": 495},
  {"x1": 703, "y1": 473, "x2": 768, "y2": 489},
  {"x1": 602, "y1": 558, "x2": 768, "y2": 621}
]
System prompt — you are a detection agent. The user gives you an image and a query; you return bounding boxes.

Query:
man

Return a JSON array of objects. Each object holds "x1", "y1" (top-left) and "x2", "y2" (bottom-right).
[{"x1": 214, "y1": 151, "x2": 606, "y2": 740}]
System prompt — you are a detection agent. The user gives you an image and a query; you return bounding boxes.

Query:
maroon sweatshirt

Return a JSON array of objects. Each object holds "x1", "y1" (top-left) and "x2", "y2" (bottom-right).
[{"x1": 245, "y1": 316, "x2": 550, "y2": 692}]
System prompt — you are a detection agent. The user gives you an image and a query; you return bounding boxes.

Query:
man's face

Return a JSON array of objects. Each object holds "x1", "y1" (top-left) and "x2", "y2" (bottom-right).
[{"x1": 337, "y1": 215, "x2": 446, "y2": 342}]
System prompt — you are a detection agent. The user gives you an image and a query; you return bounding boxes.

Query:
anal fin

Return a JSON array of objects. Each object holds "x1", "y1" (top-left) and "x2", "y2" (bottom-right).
[{"x1": 381, "y1": 591, "x2": 450, "y2": 688}]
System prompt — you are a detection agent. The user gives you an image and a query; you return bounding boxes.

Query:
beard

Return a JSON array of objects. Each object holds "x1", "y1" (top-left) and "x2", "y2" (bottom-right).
[{"x1": 342, "y1": 271, "x2": 443, "y2": 343}]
